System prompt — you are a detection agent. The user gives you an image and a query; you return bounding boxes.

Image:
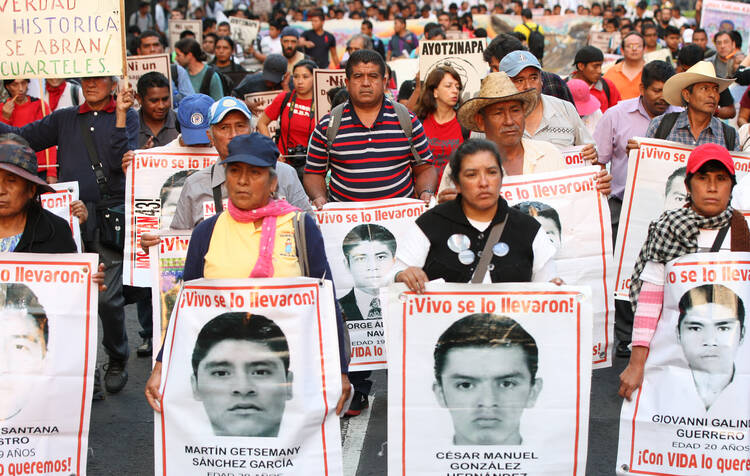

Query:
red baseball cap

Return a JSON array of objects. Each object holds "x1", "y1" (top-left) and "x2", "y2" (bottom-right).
[{"x1": 686, "y1": 143, "x2": 735, "y2": 176}]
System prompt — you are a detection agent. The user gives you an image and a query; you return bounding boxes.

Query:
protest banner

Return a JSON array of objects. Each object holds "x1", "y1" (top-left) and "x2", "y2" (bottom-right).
[
  {"x1": 155, "y1": 277, "x2": 343, "y2": 475},
  {"x1": 124, "y1": 146, "x2": 219, "y2": 287},
  {"x1": 312, "y1": 69, "x2": 347, "y2": 124},
  {"x1": 229, "y1": 17, "x2": 260, "y2": 49},
  {"x1": 561, "y1": 145, "x2": 588, "y2": 168},
  {"x1": 41, "y1": 181, "x2": 82, "y2": 252},
  {"x1": 616, "y1": 252, "x2": 750, "y2": 476},
  {"x1": 613, "y1": 138, "x2": 750, "y2": 300},
  {"x1": 149, "y1": 230, "x2": 191, "y2": 358},
  {"x1": 589, "y1": 31, "x2": 621, "y2": 54},
  {"x1": 502, "y1": 166, "x2": 615, "y2": 367},
  {"x1": 0, "y1": 0, "x2": 125, "y2": 79},
  {"x1": 701, "y1": 0, "x2": 750, "y2": 54},
  {"x1": 643, "y1": 48, "x2": 673, "y2": 65},
  {"x1": 387, "y1": 58, "x2": 419, "y2": 90},
  {"x1": 316, "y1": 198, "x2": 426, "y2": 371},
  {"x1": 418, "y1": 38, "x2": 488, "y2": 103},
  {"x1": 0, "y1": 252, "x2": 98, "y2": 476},
  {"x1": 245, "y1": 90, "x2": 282, "y2": 136},
  {"x1": 384, "y1": 282, "x2": 592, "y2": 475},
  {"x1": 168, "y1": 20, "x2": 202, "y2": 50},
  {"x1": 125, "y1": 54, "x2": 172, "y2": 109}
]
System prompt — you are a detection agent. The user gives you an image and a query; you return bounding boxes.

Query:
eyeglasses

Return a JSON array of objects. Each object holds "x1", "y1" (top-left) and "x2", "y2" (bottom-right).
[{"x1": 624, "y1": 44, "x2": 644, "y2": 50}]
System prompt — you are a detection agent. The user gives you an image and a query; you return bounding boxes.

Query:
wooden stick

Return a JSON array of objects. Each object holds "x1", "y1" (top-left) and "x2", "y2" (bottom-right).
[{"x1": 120, "y1": 0, "x2": 127, "y2": 79}]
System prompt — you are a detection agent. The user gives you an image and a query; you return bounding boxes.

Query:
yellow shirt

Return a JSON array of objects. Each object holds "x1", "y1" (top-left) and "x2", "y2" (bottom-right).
[
  {"x1": 513, "y1": 21, "x2": 544, "y2": 41},
  {"x1": 203, "y1": 211, "x2": 301, "y2": 279}
]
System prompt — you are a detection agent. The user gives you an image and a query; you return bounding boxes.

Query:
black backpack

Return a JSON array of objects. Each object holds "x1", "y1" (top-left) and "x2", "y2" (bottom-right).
[
  {"x1": 200, "y1": 65, "x2": 235, "y2": 97},
  {"x1": 654, "y1": 112, "x2": 736, "y2": 150},
  {"x1": 523, "y1": 23, "x2": 545, "y2": 61}
]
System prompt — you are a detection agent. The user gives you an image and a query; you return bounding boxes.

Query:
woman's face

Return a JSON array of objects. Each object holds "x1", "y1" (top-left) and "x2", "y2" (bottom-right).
[
  {"x1": 455, "y1": 151, "x2": 502, "y2": 212},
  {"x1": 5, "y1": 80, "x2": 28, "y2": 100},
  {"x1": 225, "y1": 162, "x2": 277, "y2": 211},
  {"x1": 0, "y1": 169, "x2": 34, "y2": 219},
  {"x1": 688, "y1": 168, "x2": 733, "y2": 218},
  {"x1": 434, "y1": 73, "x2": 460, "y2": 108},
  {"x1": 293, "y1": 67, "x2": 314, "y2": 96},
  {"x1": 214, "y1": 40, "x2": 233, "y2": 63}
]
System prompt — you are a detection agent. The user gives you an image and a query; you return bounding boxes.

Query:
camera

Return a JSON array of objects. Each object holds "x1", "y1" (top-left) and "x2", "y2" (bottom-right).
[{"x1": 285, "y1": 145, "x2": 307, "y2": 181}]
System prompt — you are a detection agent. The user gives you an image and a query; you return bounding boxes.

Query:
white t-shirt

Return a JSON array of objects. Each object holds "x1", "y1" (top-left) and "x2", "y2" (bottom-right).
[
  {"x1": 640, "y1": 229, "x2": 730, "y2": 285},
  {"x1": 260, "y1": 35, "x2": 282, "y2": 56}
]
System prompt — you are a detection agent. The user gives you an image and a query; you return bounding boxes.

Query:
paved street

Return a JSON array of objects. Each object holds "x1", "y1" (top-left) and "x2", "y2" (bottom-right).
[{"x1": 88, "y1": 305, "x2": 628, "y2": 475}]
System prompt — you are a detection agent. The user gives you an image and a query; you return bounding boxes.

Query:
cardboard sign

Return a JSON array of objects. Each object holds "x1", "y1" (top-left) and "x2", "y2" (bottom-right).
[
  {"x1": 125, "y1": 54, "x2": 173, "y2": 109},
  {"x1": 245, "y1": 90, "x2": 282, "y2": 137},
  {"x1": 168, "y1": 19, "x2": 202, "y2": 50},
  {"x1": 229, "y1": 17, "x2": 260, "y2": 49},
  {"x1": 418, "y1": 38, "x2": 488, "y2": 103},
  {"x1": 313, "y1": 69, "x2": 347, "y2": 124}
]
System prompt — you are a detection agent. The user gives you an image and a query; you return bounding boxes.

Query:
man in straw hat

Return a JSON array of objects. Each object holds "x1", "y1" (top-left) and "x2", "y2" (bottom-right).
[
  {"x1": 437, "y1": 72, "x2": 612, "y2": 199},
  {"x1": 644, "y1": 61, "x2": 737, "y2": 150}
]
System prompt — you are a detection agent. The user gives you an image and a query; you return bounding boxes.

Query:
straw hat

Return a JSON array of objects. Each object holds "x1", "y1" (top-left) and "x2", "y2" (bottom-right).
[
  {"x1": 456, "y1": 72, "x2": 538, "y2": 132},
  {"x1": 663, "y1": 61, "x2": 735, "y2": 107}
]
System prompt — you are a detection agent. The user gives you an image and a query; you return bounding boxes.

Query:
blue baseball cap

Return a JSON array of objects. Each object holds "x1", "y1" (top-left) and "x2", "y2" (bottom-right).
[
  {"x1": 176, "y1": 94, "x2": 214, "y2": 145},
  {"x1": 498, "y1": 50, "x2": 542, "y2": 78},
  {"x1": 208, "y1": 96, "x2": 253, "y2": 125},
  {"x1": 220, "y1": 133, "x2": 279, "y2": 168},
  {"x1": 280, "y1": 26, "x2": 300, "y2": 38}
]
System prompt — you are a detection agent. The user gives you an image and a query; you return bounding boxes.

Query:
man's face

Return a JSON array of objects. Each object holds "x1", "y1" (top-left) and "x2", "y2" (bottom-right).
[
  {"x1": 217, "y1": 24, "x2": 230, "y2": 36},
  {"x1": 5, "y1": 80, "x2": 28, "y2": 99},
  {"x1": 348, "y1": 37, "x2": 367, "y2": 55},
  {"x1": 311, "y1": 16, "x2": 324, "y2": 30},
  {"x1": 578, "y1": 61, "x2": 602, "y2": 84},
  {"x1": 202, "y1": 36, "x2": 216, "y2": 54},
  {"x1": 476, "y1": 100, "x2": 525, "y2": 148},
  {"x1": 641, "y1": 80, "x2": 669, "y2": 117},
  {"x1": 535, "y1": 215, "x2": 561, "y2": 250},
  {"x1": 0, "y1": 309, "x2": 46, "y2": 420},
  {"x1": 138, "y1": 35, "x2": 165, "y2": 55},
  {"x1": 281, "y1": 36, "x2": 298, "y2": 59},
  {"x1": 174, "y1": 49, "x2": 190, "y2": 68},
  {"x1": 361, "y1": 24, "x2": 372, "y2": 36},
  {"x1": 660, "y1": 8, "x2": 671, "y2": 23},
  {"x1": 438, "y1": 14, "x2": 451, "y2": 30},
  {"x1": 139, "y1": 86, "x2": 171, "y2": 123},
  {"x1": 346, "y1": 62, "x2": 385, "y2": 108},
  {"x1": 679, "y1": 303, "x2": 743, "y2": 375},
  {"x1": 683, "y1": 81, "x2": 719, "y2": 116},
  {"x1": 192, "y1": 339, "x2": 291, "y2": 437},
  {"x1": 664, "y1": 175, "x2": 688, "y2": 210},
  {"x1": 207, "y1": 111, "x2": 251, "y2": 159},
  {"x1": 80, "y1": 76, "x2": 115, "y2": 105},
  {"x1": 394, "y1": 19, "x2": 405, "y2": 34},
  {"x1": 693, "y1": 32, "x2": 708, "y2": 50},
  {"x1": 510, "y1": 67, "x2": 542, "y2": 96},
  {"x1": 346, "y1": 240, "x2": 395, "y2": 293},
  {"x1": 591, "y1": 4, "x2": 602, "y2": 15},
  {"x1": 160, "y1": 186, "x2": 182, "y2": 229},
  {"x1": 666, "y1": 33, "x2": 680, "y2": 52},
  {"x1": 715, "y1": 34, "x2": 734, "y2": 58},
  {"x1": 643, "y1": 28, "x2": 658, "y2": 48},
  {"x1": 623, "y1": 35, "x2": 645, "y2": 61},
  {"x1": 434, "y1": 346, "x2": 542, "y2": 445}
]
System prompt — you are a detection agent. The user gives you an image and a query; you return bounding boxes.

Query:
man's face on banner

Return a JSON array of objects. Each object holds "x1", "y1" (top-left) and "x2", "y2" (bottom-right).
[
  {"x1": 433, "y1": 345, "x2": 542, "y2": 445},
  {"x1": 534, "y1": 215, "x2": 561, "y2": 250},
  {"x1": 192, "y1": 339, "x2": 292, "y2": 437},
  {"x1": 664, "y1": 176, "x2": 688, "y2": 210},
  {"x1": 346, "y1": 240, "x2": 395, "y2": 293},
  {"x1": 0, "y1": 308, "x2": 46, "y2": 420},
  {"x1": 678, "y1": 303, "x2": 743, "y2": 375}
]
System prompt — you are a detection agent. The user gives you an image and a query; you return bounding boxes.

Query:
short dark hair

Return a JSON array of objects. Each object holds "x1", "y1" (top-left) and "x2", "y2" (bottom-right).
[
  {"x1": 665, "y1": 165, "x2": 686, "y2": 195},
  {"x1": 342, "y1": 224, "x2": 396, "y2": 259},
  {"x1": 308, "y1": 8, "x2": 325, "y2": 20},
  {"x1": 512, "y1": 201, "x2": 561, "y2": 236},
  {"x1": 677, "y1": 44, "x2": 704, "y2": 68},
  {"x1": 678, "y1": 284, "x2": 745, "y2": 333},
  {"x1": 714, "y1": 30, "x2": 733, "y2": 45},
  {"x1": 345, "y1": 49, "x2": 386, "y2": 78},
  {"x1": 449, "y1": 139, "x2": 504, "y2": 185},
  {"x1": 192, "y1": 313, "x2": 290, "y2": 378},
  {"x1": 692, "y1": 28, "x2": 707, "y2": 38},
  {"x1": 434, "y1": 314, "x2": 539, "y2": 383},
  {"x1": 521, "y1": 8, "x2": 532, "y2": 19},
  {"x1": 474, "y1": 28, "x2": 487, "y2": 38},
  {"x1": 138, "y1": 30, "x2": 165, "y2": 50},
  {"x1": 641, "y1": 60, "x2": 675, "y2": 88},
  {"x1": 203, "y1": 18, "x2": 217, "y2": 29},
  {"x1": 175, "y1": 38, "x2": 207, "y2": 62},
  {"x1": 0, "y1": 283, "x2": 48, "y2": 351},
  {"x1": 136, "y1": 71, "x2": 170, "y2": 98},
  {"x1": 204, "y1": 32, "x2": 219, "y2": 43},
  {"x1": 637, "y1": 0, "x2": 648, "y2": 9},
  {"x1": 394, "y1": 15, "x2": 406, "y2": 25},
  {"x1": 730, "y1": 30, "x2": 743, "y2": 49},
  {"x1": 641, "y1": 23, "x2": 657, "y2": 36},
  {"x1": 179, "y1": 29, "x2": 196, "y2": 40},
  {"x1": 362, "y1": 19, "x2": 373, "y2": 29},
  {"x1": 664, "y1": 25, "x2": 680, "y2": 37},
  {"x1": 483, "y1": 33, "x2": 524, "y2": 63}
]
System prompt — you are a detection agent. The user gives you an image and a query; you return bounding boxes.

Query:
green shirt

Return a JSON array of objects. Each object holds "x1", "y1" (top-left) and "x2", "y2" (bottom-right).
[{"x1": 188, "y1": 64, "x2": 223, "y2": 101}]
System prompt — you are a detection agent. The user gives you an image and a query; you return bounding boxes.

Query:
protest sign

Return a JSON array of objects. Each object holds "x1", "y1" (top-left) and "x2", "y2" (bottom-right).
[
  {"x1": 0, "y1": 252, "x2": 98, "y2": 476},
  {"x1": 245, "y1": 90, "x2": 282, "y2": 137},
  {"x1": 316, "y1": 198, "x2": 426, "y2": 371},
  {"x1": 313, "y1": 69, "x2": 347, "y2": 124},
  {"x1": 229, "y1": 17, "x2": 260, "y2": 49},
  {"x1": 502, "y1": 166, "x2": 615, "y2": 367},
  {"x1": 613, "y1": 138, "x2": 750, "y2": 300},
  {"x1": 125, "y1": 54, "x2": 172, "y2": 109},
  {"x1": 701, "y1": 0, "x2": 750, "y2": 54},
  {"x1": 561, "y1": 145, "x2": 588, "y2": 168},
  {"x1": 124, "y1": 146, "x2": 219, "y2": 287},
  {"x1": 149, "y1": 230, "x2": 191, "y2": 357},
  {"x1": 418, "y1": 38, "x2": 488, "y2": 103},
  {"x1": 168, "y1": 20, "x2": 202, "y2": 50},
  {"x1": 0, "y1": 0, "x2": 125, "y2": 79},
  {"x1": 616, "y1": 252, "x2": 750, "y2": 476},
  {"x1": 41, "y1": 181, "x2": 82, "y2": 252},
  {"x1": 387, "y1": 58, "x2": 419, "y2": 90},
  {"x1": 644, "y1": 48, "x2": 673, "y2": 64},
  {"x1": 384, "y1": 282, "x2": 592, "y2": 475},
  {"x1": 155, "y1": 277, "x2": 343, "y2": 475},
  {"x1": 589, "y1": 31, "x2": 621, "y2": 54}
]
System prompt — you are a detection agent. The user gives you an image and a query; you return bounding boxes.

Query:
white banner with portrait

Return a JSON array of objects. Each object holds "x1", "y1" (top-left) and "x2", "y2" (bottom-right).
[
  {"x1": 316, "y1": 198, "x2": 426, "y2": 371},
  {"x1": 616, "y1": 252, "x2": 750, "y2": 475},
  {"x1": 384, "y1": 282, "x2": 592, "y2": 475},
  {"x1": 149, "y1": 230, "x2": 191, "y2": 360},
  {"x1": 155, "y1": 277, "x2": 343, "y2": 476},
  {"x1": 613, "y1": 138, "x2": 750, "y2": 300},
  {"x1": 417, "y1": 38, "x2": 488, "y2": 103},
  {"x1": 503, "y1": 166, "x2": 615, "y2": 368},
  {"x1": 41, "y1": 181, "x2": 82, "y2": 252},
  {"x1": 0, "y1": 252, "x2": 98, "y2": 476},
  {"x1": 124, "y1": 147, "x2": 219, "y2": 287}
]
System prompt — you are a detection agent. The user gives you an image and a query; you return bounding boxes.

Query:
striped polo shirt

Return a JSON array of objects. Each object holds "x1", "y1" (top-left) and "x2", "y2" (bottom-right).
[{"x1": 305, "y1": 98, "x2": 433, "y2": 202}]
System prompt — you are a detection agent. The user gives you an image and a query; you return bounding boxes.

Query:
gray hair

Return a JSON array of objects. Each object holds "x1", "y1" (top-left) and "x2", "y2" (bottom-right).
[{"x1": 347, "y1": 34, "x2": 373, "y2": 50}]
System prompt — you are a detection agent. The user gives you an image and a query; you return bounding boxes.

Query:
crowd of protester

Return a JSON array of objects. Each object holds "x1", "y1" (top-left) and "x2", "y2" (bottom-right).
[{"x1": 2, "y1": 0, "x2": 749, "y2": 438}]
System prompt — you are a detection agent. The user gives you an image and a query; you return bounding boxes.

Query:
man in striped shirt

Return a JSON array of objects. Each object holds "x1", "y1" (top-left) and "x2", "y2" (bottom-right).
[{"x1": 303, "y1": 49, "x2": 438, "y2": 207}]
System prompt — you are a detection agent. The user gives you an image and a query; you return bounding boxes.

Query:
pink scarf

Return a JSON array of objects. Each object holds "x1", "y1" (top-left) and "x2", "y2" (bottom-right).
[{"x1": 227, "y1": 198, "x2": 299, "y2": 278}]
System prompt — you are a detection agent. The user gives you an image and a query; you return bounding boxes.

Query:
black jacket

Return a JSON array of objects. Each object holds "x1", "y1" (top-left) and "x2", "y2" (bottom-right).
[{"x1": 15, "y1": 202, "x2": 77, "y2": 254}]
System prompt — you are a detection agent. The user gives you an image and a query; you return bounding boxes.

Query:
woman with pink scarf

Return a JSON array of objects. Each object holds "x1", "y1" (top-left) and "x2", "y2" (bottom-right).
[{"x1": 144, "y1": 133, "x2": 351, "y2": 414}]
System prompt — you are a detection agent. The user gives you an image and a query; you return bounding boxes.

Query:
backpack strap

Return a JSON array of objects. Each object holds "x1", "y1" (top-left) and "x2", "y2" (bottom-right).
[
  {"x1": 653, "y1": 112, "x2": 680, "y2": 140},
  {"x1": 71, "y1": 82, "x2": 81, "y2": 107},
  {"x1": 292, "y1": 211, "x2": 309, "y2": 276},
  {"x1": 325, "y1": 102, "x2": 347, "y2": 171},
  {"x1": 601, "y1": 78, "x2": 611, "y2": 104},
  {"x1": 721, "y1": 121, "x2": 737, "y2": 150},
  {"x1": 274, "y1": 91, "x2": 293, "y2": 145},
  {"x1": 170, "y1": 64, "x2": 178, "y2": 85},
  {"x1": 210, "y1": 164, "x2": 223, "y2": 213},
  {"x1": 199, "y1": 65, "x2": 215, "y2": 95},
  {"x1": 391, "y1": 100, "x2": 423, "y2": 164}
]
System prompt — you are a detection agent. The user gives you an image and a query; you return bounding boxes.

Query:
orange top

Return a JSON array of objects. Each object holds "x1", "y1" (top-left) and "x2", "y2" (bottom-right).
[{"x1": 603, "y1": 63, "x2": 643, "y2": 101}]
